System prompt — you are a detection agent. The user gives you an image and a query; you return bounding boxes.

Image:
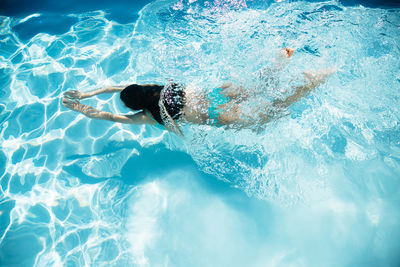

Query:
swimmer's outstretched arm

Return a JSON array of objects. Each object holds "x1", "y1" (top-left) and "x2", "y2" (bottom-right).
[
  {"x1": 64, "y1": 86, "x2": 127, "y2": 100},
  {"x1": 62, "y1": 98, "x2": 156, "y2": 125}
]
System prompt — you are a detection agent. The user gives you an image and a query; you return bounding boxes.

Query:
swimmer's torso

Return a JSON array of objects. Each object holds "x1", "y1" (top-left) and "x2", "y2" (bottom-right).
[{"x1": 181, "y1": 84, "x2": 210, "y2": 125}]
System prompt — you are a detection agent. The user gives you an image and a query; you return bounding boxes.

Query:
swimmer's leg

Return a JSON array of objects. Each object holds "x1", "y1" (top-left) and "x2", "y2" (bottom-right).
[
  {"x1": 272, "y1": 68, "x2": 335, "y2": 109},
  {"x1": 258, "y1": 47, "x2": 295, "y2": 91},
  {"x1": 64, "y1": 85, "x2": 127, "y2": 100},
  {"x1": 214, "y1": 101, "x2": 241, "y2": 125},
  {"x1": 254, "y1": 68, "x2": 335, "y2": 124},
  {"x1": 219, "y1": 48, "x2": 295, "y2": 101}
]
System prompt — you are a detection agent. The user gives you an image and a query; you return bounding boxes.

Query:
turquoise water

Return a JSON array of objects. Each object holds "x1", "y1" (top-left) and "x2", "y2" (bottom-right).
[{"x1": 1, "y1": 0, "x2": 400, "y2": 266}]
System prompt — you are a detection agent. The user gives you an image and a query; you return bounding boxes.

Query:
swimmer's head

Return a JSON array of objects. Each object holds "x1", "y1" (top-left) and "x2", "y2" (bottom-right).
[
  {"x1": 120, "y1": 84, "x2": 144, "y2": 110},
  {"x1": 120, "y1": 84, "x2": 163, "y2": 111}
]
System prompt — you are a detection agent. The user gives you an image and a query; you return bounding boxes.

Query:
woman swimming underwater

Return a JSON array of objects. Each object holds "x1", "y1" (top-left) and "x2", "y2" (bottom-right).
[{"x1": 62, "y1": 48, "x2": 334, "y2": 135}]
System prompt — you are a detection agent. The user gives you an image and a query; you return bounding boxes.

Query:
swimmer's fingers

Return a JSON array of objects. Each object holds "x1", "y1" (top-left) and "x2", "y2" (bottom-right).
[
  {"x1": 64, "y1": 90, "x2": 83, "y2": 99},
  {"x1": 62, "y1": 97, "x2": 78, "y2": 108},
  {"x1": 62, "y1": 98, "x2": 83, "y2": 111},
  {"x1": 62, "y1": 97, "x2": 79, "y2": 106}
]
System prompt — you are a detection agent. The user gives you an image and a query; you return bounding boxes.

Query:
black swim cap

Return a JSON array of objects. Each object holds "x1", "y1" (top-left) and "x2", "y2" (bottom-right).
[
  {"x1": 120, "y1": 84, "x2": 164, "y2": 124},
  {"x1": 120, "y1": 84, "x2": 145, "y2": 110}
]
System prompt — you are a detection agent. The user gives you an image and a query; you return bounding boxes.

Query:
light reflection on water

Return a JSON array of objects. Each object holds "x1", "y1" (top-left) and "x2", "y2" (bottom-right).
[{"x1": 0, "y1": 0, "x2": 400, "y2": 266}]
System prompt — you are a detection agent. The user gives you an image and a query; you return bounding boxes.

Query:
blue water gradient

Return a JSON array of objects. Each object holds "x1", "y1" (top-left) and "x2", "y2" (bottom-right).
[{"x1": 1, "y1": 0, "x2": 400, "y2": 266}]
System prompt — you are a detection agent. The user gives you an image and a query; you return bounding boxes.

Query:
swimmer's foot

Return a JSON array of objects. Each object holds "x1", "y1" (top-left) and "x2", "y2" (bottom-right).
[
  {"x1": 274, "y1": 47, "x2": 295, "y2": 70},
  {"x1": 284, "y1": 47, "x2": 294, "y2": 58},
  {"x1": 303, "y1": 68, "x2": 336, "y2": 87}
]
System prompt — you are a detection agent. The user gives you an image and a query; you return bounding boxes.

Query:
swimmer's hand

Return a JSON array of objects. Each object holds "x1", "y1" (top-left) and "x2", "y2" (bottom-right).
[
  {"x1": 64, "y1": 90, "x2": 86, "y2": 100},
  {"x1": 62, "y1": 98, "x2": 104, "y2": 119},
  {"x1": 62, "y1": 98, "x2": 81, "y2": 110}
]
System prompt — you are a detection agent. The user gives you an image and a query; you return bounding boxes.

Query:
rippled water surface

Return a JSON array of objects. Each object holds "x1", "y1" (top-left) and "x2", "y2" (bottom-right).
[{"x1": 1, "y1": 0, "x2": 400, "y2": 266}]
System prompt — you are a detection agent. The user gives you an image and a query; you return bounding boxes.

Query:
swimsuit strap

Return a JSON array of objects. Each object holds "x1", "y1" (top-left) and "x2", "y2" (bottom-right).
[{"x1": 159, "y1": 83, "x2": 184, "y2": 136}]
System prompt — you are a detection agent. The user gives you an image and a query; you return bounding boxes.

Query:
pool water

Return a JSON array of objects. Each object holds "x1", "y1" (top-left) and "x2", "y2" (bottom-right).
[{"x1": 1, "y1": 0, "x2": 400, "y2": 266}]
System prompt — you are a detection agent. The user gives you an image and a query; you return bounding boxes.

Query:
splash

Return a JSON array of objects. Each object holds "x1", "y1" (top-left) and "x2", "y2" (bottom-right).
[{"x1": 133, "y1": 0, "x2": 400, "y2": 204}]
